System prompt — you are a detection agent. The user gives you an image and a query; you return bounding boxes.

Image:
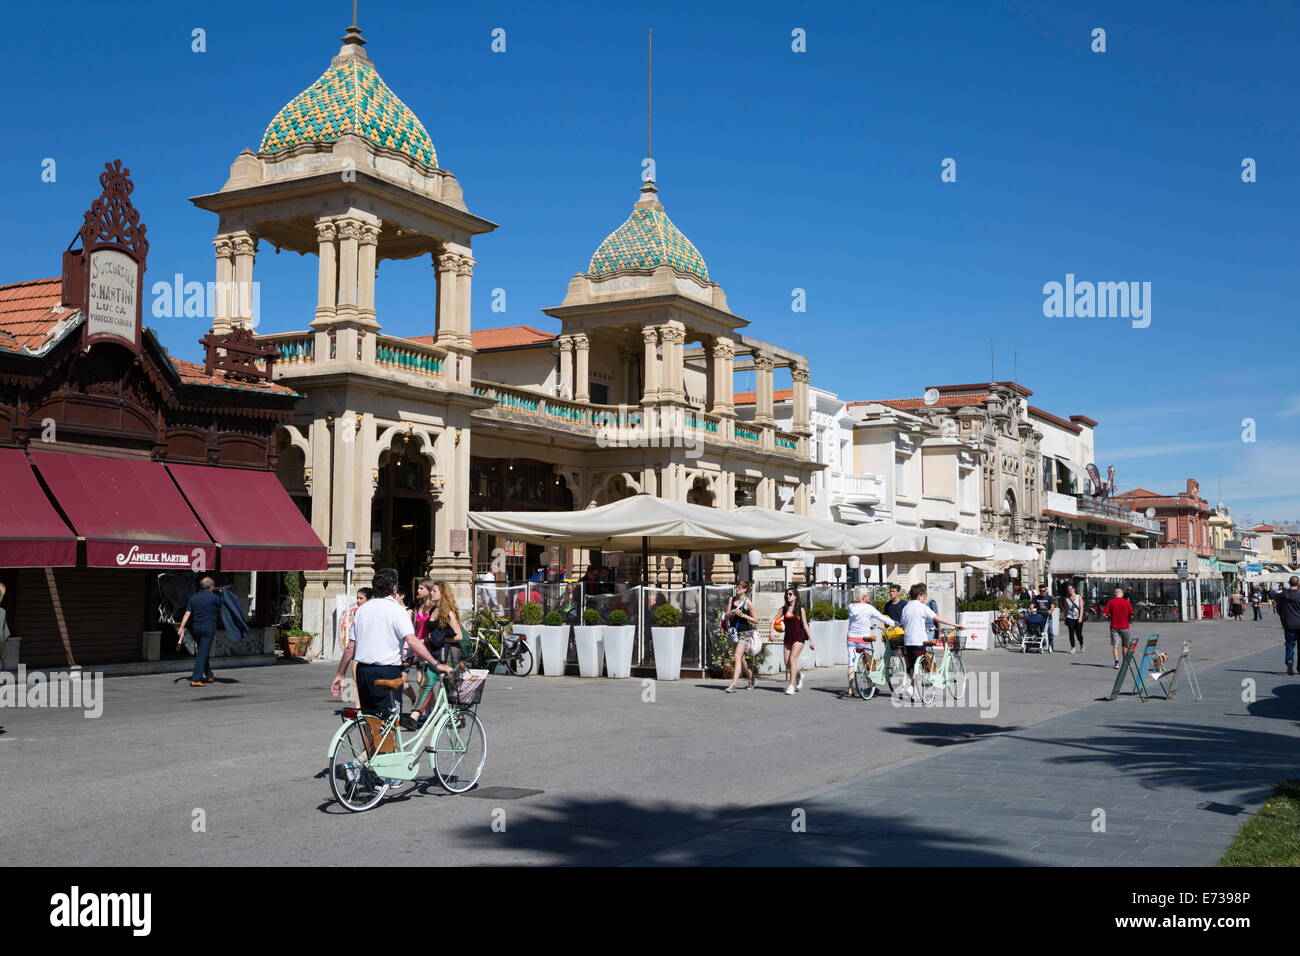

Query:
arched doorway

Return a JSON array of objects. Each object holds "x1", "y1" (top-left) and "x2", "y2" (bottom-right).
[{"x1": 371, "y1": 447, "x2": 433, "y2": 593}]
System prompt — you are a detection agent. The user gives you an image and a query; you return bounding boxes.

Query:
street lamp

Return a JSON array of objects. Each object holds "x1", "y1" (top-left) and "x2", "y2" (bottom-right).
[
  {"x1": 803, "y1": 552, "x2": 816, "y2": 583},
  {"x1": 847, "y1": 554, "x2": 860, "y2": 585}
]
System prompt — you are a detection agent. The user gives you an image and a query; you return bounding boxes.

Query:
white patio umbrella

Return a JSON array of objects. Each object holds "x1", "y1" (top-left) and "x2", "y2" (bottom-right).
[
  {"x1": 735, "y1": 506, "x2": 896, "y2": 557},
  {"x1": 467, "y1": 494, "x2": 810, "y2": 574}
]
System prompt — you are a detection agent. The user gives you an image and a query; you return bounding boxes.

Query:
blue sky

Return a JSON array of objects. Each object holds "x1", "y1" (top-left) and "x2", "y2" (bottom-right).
[{"x1": 3, "y1": 0, "x2": 1297, "y2": 522}]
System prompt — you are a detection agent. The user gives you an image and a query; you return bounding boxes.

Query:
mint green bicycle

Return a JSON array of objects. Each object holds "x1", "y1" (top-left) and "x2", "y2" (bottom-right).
[
  {"x1": 912, "y1": 630, "x2": 967, "y2": 705},
  {"x1": 327, "y1": 666, "x2": 487, "y2": 812}
]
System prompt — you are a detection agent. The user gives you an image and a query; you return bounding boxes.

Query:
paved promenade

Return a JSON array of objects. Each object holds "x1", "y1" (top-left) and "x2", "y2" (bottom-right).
[{"x1": 0, "y1": 617, "x2": 1293, "y2": 865}]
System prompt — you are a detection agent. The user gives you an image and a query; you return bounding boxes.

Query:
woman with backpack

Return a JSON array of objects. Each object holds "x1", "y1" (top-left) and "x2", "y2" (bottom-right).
[{"x1": 724, "y1": 580, "x2": 759, "y2": 693}]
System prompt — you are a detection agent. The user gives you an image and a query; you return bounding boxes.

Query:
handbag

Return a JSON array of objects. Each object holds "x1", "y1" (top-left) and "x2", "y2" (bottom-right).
[{"x1": 746, "y1": 631, "x2": 762, "y2": 656}]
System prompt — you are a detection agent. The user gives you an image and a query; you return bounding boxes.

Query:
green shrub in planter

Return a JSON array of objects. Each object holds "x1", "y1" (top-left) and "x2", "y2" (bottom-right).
[
  {"x1": 542, "y1": 610, "x2": 565, "y2": 627},
  {"x1": 810, "y1": 600, "x2": 836, "y2": 622},
  {"x1": 607, "y1": 609, "x2": 629, "y2": 627},
  {"x1": 834, "y1": 606, "x2": 850, "y2": 620},
  {"x1": 582, "y1": 608, "x2": 602, "y2": 626},
  {"x1": 652, "y1": 603, "x2": 682, "y2": 628},
  {"x1": 519, "y1": 602, "x2": 544, "y2": 626}
]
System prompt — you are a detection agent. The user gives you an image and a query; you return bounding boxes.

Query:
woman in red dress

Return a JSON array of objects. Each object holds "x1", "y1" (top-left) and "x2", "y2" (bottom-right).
[{"x1": 779, "y1": 587, "x2": 812, "y2": 696}]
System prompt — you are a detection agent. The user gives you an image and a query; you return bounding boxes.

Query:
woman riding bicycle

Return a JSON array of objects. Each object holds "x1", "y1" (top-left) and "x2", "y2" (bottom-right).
[{"x1": 844, "y1": 586, "x2": 895, "y2": 698}]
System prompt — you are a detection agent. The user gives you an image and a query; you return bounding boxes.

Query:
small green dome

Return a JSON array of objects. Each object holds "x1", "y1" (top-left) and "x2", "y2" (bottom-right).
[
  {"x1": 260, "y1": 40, "x2": 437, "y2": 169},
  {"x1": 588, "y1": 186, "x2": 710, "y2": 282}
]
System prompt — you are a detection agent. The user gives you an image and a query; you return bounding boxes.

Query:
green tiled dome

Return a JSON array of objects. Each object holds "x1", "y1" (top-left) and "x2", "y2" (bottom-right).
[
  {"x1": 588, "y1": 191, "x2": 710, "y2": 282},
  {"x1": 260, "y1": 51, "x2": 437, "y2": 169}
]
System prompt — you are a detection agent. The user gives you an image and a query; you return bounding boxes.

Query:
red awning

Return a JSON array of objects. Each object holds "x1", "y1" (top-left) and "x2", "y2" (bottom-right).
[
  {"x1": 0, "y1": 449, "x2": 76, "y2": 567},
  {"x1": 166, "y1": 463, "x2": 326, "y2": 571},
  {"x1": 30, "y1": 451, "x2": 216, "y2": 570}
]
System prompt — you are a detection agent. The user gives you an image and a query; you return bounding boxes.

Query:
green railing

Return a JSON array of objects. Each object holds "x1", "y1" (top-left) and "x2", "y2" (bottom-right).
[{"x1": 735, "y1": 424, "x2": 761, "y2": 443}]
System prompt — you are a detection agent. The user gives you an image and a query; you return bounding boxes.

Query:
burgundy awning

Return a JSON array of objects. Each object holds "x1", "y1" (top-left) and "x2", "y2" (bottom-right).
[
  {"x1": 30, "y1": 451, "x2": 216, "y2": 570},
  {"x1": 166, "y1": 463, "x2": 326, "y2": 571},
  {"x1": 0, "y1": 448, "x2": 76, "y2": 567}
]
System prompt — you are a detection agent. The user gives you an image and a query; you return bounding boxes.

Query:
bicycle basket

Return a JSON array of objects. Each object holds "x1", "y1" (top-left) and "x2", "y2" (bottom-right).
[{"x1": 450, "y1": 668, "x2": 488, "y2": 706}]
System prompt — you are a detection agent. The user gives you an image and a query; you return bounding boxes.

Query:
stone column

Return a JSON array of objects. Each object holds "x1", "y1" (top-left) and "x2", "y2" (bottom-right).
[
  {"x1": 710, "y1": 338, "x2": 735, "y2": 416},
  {"x1": 356, "y1": 221, "x2": 380, "y2": 327},
  {"x1": 312, "y1": 220, "x2": 338, "y2": 327},
  {"x1": 660, "y1": 324, "x2": 685, "y2": 403},
  {"x1": 212, "y1": 237, "x2": 234, "y2": 334},
  {"x1": 754, "y1": 351, "x2": 775, "y2": 426},
  {"x1": 454, "y1": 253, "x2": 475, "y2": 353},
  {"x1": 435, "y1": 250, "x2": 459, "y2": 350},
  {"x1": 791, "y1": 363, "x2": 811, "y2": 435},
  {"x1": 573, "y1": 334, "x2": 590, "y2": 403},
  {"x1": 557, "y1": 335, "x2": 574, "y2": 398},
  {"x1": 335, "y1": 219, "x2": 360, "y2": 322},
  {"x1": 641, "y1": 327, "x2": 660, "y2": 406},
  {"x1": 230, "y1": 232, "x2": 258, "y2": 328}
]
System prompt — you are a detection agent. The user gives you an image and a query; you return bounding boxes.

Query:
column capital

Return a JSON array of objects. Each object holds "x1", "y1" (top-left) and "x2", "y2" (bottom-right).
[
  {"x1": 453, "y1": 255, "x2": 475, "y2": 277},
  {"x1": 231, "y1": 234, "x2": 258, "y2": 257},
  {"x1": 641, "y1": 326, "x2": 660, "y2": 345},
  {"x1": 752, "y1": 351, "x2": 775, "y2": 371},
  {"x1": 659, "y1": 325, "x2": 686, "y2": 345},
  {"x1": 572, "y1": 333, "x2": 590, "y2": 351},
  {"x1": 790, "y1": 364, "x2": 811, "y2": 384},
  {"x1": 212, "y1": 237, "x2": 234, "y2": 257},
  {"x1": 314, "y1": 220, "x2": 338, "y2": 242},
  {"x1": 358, "y1": 222, "x2": 381, "y2": 245},
  {"x1": 336, "y1": 219, "x2": 363, "y2": 242}
]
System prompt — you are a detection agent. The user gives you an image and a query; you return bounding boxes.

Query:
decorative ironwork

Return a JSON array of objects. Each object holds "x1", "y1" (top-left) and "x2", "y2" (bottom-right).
[
  {"x1": 76, "y1": 160, "x2": 150, "y2": 259},
  {"x1": 199, "y1": 326, "x2": 280, "y2": 383}
]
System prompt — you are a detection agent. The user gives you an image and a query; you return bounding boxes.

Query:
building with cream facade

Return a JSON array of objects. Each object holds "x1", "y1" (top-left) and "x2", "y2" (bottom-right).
[{"x1": 191, "y1": 25, "x2": 819, "y2": 649}]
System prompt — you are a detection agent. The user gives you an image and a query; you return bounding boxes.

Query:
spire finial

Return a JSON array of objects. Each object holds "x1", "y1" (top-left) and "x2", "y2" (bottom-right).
[{"x1": 340, "y1": 0, "x2": 365, "y2": 49}]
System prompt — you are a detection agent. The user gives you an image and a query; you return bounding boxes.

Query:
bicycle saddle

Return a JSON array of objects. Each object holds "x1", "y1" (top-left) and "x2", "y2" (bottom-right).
[{"x1": 374, "y1": 677, "x2": 405, "y2": 690}]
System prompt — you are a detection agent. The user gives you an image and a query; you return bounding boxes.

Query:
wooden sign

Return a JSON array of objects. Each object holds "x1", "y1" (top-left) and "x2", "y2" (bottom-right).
[{"x1": 66, "y1": 160, "x2": 149, "y2": 355}]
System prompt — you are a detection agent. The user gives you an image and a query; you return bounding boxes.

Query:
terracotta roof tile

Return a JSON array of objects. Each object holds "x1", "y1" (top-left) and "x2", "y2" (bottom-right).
[
  {"x1": 732, "y1": 389, "x2": 793, "y2": 405},
  {"x1": 169, "y1": 357, "x2": 298, "y2": 396},
  {"x1": 407, "y1": 325, "x2": 557, "y2": 352},
  {"x1": 1028, "y1": 405, "x2": 1082, "y2": 433},
  {"x1": 0, "y1": 277, "x2": 69, "y2": 352}
]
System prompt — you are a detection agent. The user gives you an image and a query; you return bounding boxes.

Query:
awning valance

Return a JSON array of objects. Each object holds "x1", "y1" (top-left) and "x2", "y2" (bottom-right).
[
  {"x1": 0, "y1": 449, "x2": 76, "y2": 567},
  {"x1": 166, "y1": 463, "x2": 327, "y2": 571},
  {"x1": 31, "y1": 451, "x2": 216, "y2": 570}
]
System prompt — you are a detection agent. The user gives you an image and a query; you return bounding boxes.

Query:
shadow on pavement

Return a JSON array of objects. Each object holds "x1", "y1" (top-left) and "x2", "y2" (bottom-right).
[
  {"x1": 879, "y1": 722, "x2": 1021, "y2": 747},
  {"x1": 441, "y1": 794, "x2": 1032, "y2": 866}
]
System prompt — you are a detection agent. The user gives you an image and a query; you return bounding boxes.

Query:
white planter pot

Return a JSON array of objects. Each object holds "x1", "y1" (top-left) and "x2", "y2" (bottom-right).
[
  {"x1": 811, "y1": 621, "x2": 835, "y2": 667},
  {"x1": 832, "y1": 620, "x2": 850, "y2": 664},
  {"x1": 513, "y1": 624, "x2": 542, "y2": 674},
  {"x1": 603, "y1": 625, "x2": 636, "y2": 678},
  {"x1": 758, "y1": 641, "x2": 783, "y2": 675},
  {"x1": 798, "y1": 642, "x2": 817, "y2": 671},
  {"x1": 573, "y1": 625, "x2": 605, "y2": 677},
  {"x1": 650, "y1": 626, "x2": 685, "y2": 681},
  {"x1": 2, "y1": 636, "x2": 19, "y2": 671},
  {"x1": 539, "y1": 625, "x2": 570, "y2": 676}
]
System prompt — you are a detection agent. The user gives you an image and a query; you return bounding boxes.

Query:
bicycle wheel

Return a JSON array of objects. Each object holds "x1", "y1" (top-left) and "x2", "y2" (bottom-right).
[
  {"x1": 506, "y1": 641, "x2": 534, "y2": 677},
  {"x1": 433, "y1": 708, "x2": 487, "y2": 794},
  {"x1": 885, "y1": 649, "x2": 909, "y2": 696},
  {"x1": 328, "y1": 718, "x2": 391, "y2": 813},
  {"x1": 852, "y1": 657, "x2": 877, "y2": 700},
  {"x1": 946, "y1": 653, "x2": 968, "y2": 701},
  {"x1": 913, "y1": 654, "x2": 939, "y2": 706}
]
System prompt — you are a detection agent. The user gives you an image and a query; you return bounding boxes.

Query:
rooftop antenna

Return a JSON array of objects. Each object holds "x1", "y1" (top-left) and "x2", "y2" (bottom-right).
[
  {"x1": 647, "y1": 28, "x2": 653, "y2": 172},
  {"x1": 990, "y1": 338, "x2": 995, "y2": 383}
]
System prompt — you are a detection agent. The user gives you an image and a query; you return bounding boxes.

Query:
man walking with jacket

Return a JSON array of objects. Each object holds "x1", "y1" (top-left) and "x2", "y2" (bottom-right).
[
  {"x1": 177, "y1": 576, "x2": 222, "y2": 687},
  {"x1": 1274, "y1": 576, "x2": 1300, "y2": 676}
]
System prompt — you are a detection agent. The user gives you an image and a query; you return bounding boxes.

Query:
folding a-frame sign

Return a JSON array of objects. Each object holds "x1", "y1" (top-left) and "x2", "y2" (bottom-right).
[{"x1": 1108, "y1": 635, "x2": 1160, "y2": 701}]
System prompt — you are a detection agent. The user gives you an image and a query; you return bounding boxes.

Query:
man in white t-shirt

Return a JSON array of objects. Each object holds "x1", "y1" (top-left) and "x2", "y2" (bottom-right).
[
  {"x1": 331, "y1": 568, "x2": 449, "y2": 718},
  {"x1": 900, "y1": 583, "x2": 964, "y2": 675}
]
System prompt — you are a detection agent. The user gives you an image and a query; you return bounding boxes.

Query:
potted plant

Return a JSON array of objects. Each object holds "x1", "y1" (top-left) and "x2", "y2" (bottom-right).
[
  {"x1": 603, "y1": 609, "x2": 635, "y2": 678},
  {"x1": 574, "y1": 607, "x2": 605, "y2": 678},
  {"x1": 514, "y1": 601, "x2": 544, "y2": 671},
  {"x1": 281, "y1": 628, "x2": 315, "y2": 658},
  {"x1": 831, "y1": 605, "x2": 851, "y2": 665},
  {"x1": 808, "y1": 601, "x2": 835, "y2": 669},
  {"x1": 650, "y1": 601, "x2": 685, "y2": 681},
  {"x1": 539, "y1": 610, "x2": 570, "y2": 676}
]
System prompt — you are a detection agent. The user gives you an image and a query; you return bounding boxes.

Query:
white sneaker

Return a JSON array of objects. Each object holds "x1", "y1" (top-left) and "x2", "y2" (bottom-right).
[
  {"x1": 785, "y1": 685, "x2": 796, "y2": 695},
  {"x1": 796, "y1": 674, "x2": 804, "y2": 691}
]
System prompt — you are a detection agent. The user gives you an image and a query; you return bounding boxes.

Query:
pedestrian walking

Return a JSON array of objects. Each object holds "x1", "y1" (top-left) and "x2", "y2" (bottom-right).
[
  {"x1": 175, "y1": 576, "x2": 223, "y2": 687},
  {"x1": 900, "y1": 583, "x2": 963, "y2": 679},
  {"x1": 337, "y1": 587, "x2": 372, "y2": 706},
  {"x1": 723, "y1": 580, "x2": 759, "y2": 693},
  {"x1": 1103, "y1": 586, "x2": 1135, "y2": 670},
  {"x1": 844, "y1": 586, "x2": 895, "y2": 698},
  {"x1": 1062, "y1": 584, "x2": 1085, "y2": 653},
  {"x1": 779, "y1": 587, "x2": 812, "y2": 696},
  {"x1": 1275, "y1": 575, "x2": 1300, "y2": 676},
  {"x1": 1230, "y1": 589, "x2": 1245, "y2": 621},
  {"x1": 1251, "y1": 588, "x2": 1263, "y2": 621}
]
